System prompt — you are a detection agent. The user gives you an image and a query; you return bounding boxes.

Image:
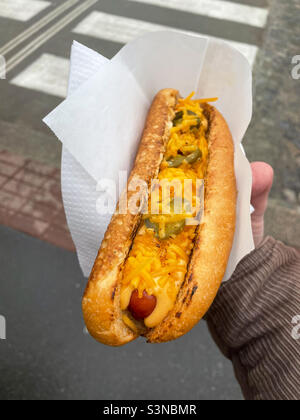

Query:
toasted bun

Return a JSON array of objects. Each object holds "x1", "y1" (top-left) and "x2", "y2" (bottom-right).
[
  {"x1": 145, "y1": 105, "x2": 236, "y2": 342},
  {"x1": 82, "y1": 89, "x2": 236, "y2": 346}
]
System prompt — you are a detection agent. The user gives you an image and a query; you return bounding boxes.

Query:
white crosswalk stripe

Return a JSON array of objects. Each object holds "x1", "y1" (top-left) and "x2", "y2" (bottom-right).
[
  {"x1": 6, "y1": 1, "x2": 270, "y2": 96},
  {"x1": 128, "y1": 0, "x2": 269, "y2": 28},
  {"x1": 0, "y1": 0, "x2": 51, "y2": 22},
  {"x1": 73, "y1": 11, "x2": 258, "y2": 66},
  {"x1": 5, "y1": 0, "x2": 98, "y2": 74},
  {"x1": 0, "y1": 0, "x2": 79, "y2": 56},
  {"x1": 11, "y1": 53, "x2": 70, "y2": 98}
]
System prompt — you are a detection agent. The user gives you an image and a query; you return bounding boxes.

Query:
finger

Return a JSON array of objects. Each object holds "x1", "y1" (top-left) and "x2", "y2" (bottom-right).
[
  {"x1": 250, "y1": 162, "x2": 274, "y2": 247},
  {"x1": 251, "y1": 162, "x2": 274, "y2": 217}
]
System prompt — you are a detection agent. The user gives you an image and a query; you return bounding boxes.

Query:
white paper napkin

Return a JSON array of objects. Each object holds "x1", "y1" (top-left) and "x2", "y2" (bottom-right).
[{"x1": 44, "y1": 31, "x2": 254, "y2": 280}]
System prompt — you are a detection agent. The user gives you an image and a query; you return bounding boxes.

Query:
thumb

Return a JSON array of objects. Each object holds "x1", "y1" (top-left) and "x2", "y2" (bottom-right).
[{"x1": 251, "y1": 162, "x2": 274, "y2": 247}]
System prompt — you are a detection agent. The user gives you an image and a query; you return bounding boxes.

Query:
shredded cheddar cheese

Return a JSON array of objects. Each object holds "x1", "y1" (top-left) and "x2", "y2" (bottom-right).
[{"x1": 121, "y1": 93, "x2": 214, "y2": 328}]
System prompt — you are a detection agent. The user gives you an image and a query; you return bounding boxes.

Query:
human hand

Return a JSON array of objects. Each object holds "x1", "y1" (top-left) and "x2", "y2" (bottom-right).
[{"x1": 250, "y1": 162, "x2": 274, "y2": 247}]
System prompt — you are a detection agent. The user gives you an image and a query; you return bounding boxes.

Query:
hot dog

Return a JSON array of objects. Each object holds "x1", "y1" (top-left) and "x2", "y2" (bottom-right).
[{"x1": 82, "y1": 89, "x2": 237, "y2": 346}]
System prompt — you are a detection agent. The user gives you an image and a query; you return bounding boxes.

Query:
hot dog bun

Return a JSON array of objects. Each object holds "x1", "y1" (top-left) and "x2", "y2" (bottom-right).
[
  {"x1": 146, "y1": 104, "x2": 236, "y2": 342},
  {"x1": 82, "y1": 89, "x2": 236, "y2": 346}
]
